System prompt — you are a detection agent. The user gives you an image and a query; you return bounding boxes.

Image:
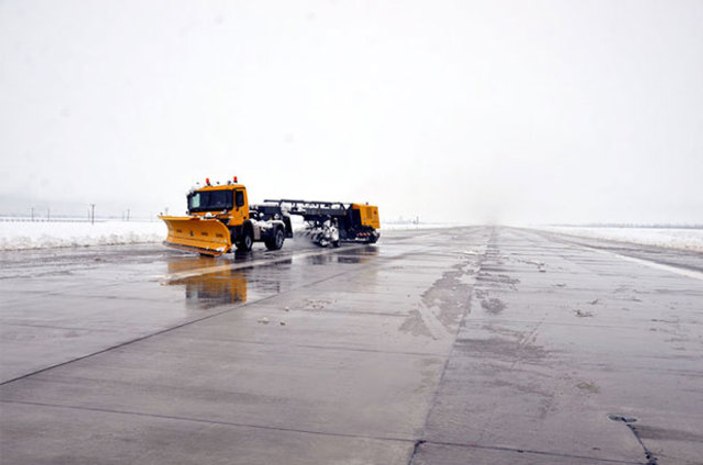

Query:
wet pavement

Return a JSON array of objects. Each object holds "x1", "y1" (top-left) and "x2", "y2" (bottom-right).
[{"x1": 1, "y1": 227, "x2": 701, "y2": 464}]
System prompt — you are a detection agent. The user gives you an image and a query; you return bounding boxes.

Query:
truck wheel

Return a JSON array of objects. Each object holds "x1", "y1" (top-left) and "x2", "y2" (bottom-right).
[
  {"x1": 331, "y1": 240, "x2": 340, "y2": 248},
  {"x1": 265, "y1": 228, "x2": 285, "y2": 251},
  {"x1": 236, "y1": 228, "x2": 253, "y2": 252}
]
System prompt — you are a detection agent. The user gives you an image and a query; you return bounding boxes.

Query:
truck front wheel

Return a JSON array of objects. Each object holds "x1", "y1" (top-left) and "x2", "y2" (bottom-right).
[
  {"x1": 236, "y1": 228, "x2": 253, "y2": 252},
  {"x1": 265, "y1": 228, "x2": 285, "y2": 251}
]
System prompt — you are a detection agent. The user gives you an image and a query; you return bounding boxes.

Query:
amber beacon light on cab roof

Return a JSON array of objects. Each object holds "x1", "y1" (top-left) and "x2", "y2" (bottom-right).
[{"x1": 160, "y1": 177, "x2": 381, "y2": 257}]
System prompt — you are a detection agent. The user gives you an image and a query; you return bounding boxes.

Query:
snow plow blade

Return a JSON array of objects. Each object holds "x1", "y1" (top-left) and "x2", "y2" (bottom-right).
[{"x1": 160, "y1": 216, "x2": 232, "y2": 256}]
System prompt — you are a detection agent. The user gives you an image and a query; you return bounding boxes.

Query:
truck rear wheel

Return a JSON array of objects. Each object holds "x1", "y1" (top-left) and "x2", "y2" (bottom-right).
[{"x1": 265, "y1": 228, "x2": 285, "y2": 251}]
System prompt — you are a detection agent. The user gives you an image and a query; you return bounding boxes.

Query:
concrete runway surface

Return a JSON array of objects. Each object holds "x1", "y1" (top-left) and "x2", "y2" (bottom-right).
[{"x1": 1, "y1": 227, "x2": 702, "y2": 465}]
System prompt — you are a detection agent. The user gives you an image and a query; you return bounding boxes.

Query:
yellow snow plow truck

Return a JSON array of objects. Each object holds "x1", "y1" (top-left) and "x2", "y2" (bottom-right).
[
  {"x1": 161, "y1": 177, "x2": 381, "y2": 256},
  {"x1": 160, "y1": 177, "x2": 293, "y2": 256}
]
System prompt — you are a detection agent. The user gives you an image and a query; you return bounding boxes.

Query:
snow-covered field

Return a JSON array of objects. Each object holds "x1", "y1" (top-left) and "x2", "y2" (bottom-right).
[
  {"x1": 535, "y1": 226, "x2": 703, "y2": 253},
  {"x1": 0, "y1": 218, "x2": 166, "y2": 251}
]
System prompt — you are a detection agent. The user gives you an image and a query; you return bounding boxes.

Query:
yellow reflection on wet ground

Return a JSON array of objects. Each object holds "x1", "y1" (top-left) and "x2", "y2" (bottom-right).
[{"x1": 165, "y1": 256, "x2": 248, "y2": 308}]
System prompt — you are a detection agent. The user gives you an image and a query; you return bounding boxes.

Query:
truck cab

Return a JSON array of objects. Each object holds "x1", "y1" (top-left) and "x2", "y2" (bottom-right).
[
  {"x1": 160, "y1": 179, "x2": 290, "y2": 256},
  {"x1": 186, "y1": 183, "x2": 250, "y2": 226}
]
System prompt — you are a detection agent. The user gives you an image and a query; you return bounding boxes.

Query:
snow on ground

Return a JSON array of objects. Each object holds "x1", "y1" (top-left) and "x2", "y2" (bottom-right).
[
  {"x1": 535, "y1": 226, "x2": 703, "y2": 253},
  {"x1": 0, "y1": 218, "x2": 166, "y2": 251}
]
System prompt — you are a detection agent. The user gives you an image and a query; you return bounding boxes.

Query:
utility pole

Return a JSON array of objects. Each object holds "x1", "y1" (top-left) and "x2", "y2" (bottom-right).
[
  {"x1": 90, "y1": 204, "x2": 95, "y2": 225},
  {"x1": 47, "y1": 208, "x2": 50, "y2": 221},
  {"x1": 126, "y1": 208, "x2": 130, "y2": 222},
  {"x1": 30, "y1": 207, "x2": 34, "y2": 221}
]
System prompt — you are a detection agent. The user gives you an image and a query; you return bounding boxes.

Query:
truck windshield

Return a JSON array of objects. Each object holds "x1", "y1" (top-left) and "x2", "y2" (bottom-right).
[{"x1": 188, "y1": 190, "x2": 233, "y2": 212}]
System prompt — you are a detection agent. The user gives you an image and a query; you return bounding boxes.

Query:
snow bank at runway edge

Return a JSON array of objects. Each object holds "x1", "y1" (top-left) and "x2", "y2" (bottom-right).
[
  {"x1": 535, "y1": 226, "x2": 703, "y2": 252},
  {"x1": 0, "y1": 219, "x2": 166, "y2": 250}
]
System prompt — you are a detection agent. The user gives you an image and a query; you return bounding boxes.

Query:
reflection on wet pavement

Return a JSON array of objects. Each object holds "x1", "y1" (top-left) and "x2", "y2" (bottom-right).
[
  {"x1": 166, "y1": 257, "x2": 249, "y2": 308},
  {"x1": 161, "y1": 246, "x2": 382, "y2": 309},
  {"x1": 181, "y1": 272, "x2": 247, "y2": 308},
  {"x1": 306, "y1": 246, "x2": 379, "y2": 265}
]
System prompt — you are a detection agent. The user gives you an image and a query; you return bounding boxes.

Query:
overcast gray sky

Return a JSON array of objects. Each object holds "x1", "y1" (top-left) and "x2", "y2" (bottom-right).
[{"x1": 1, "y1": 0, "x2": 701, "y2": 224}]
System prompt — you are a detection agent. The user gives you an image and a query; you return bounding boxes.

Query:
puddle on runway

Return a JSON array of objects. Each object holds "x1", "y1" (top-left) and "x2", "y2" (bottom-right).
[
  {"x1": 305, "y1": 245, "x2": 379, "y2": 265},
  {"x1": 161, "y1": 248, "x2": 376, "y2": 310},
  {"x1": 163, "y1": 255, "x2": 292, "y2": 309},
  {"x1": 159, "y1": 244, "x2": 381, "y2": 311},
  {"x1": 165, "y1": 256, "x2": 251, "y2": 309}
]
